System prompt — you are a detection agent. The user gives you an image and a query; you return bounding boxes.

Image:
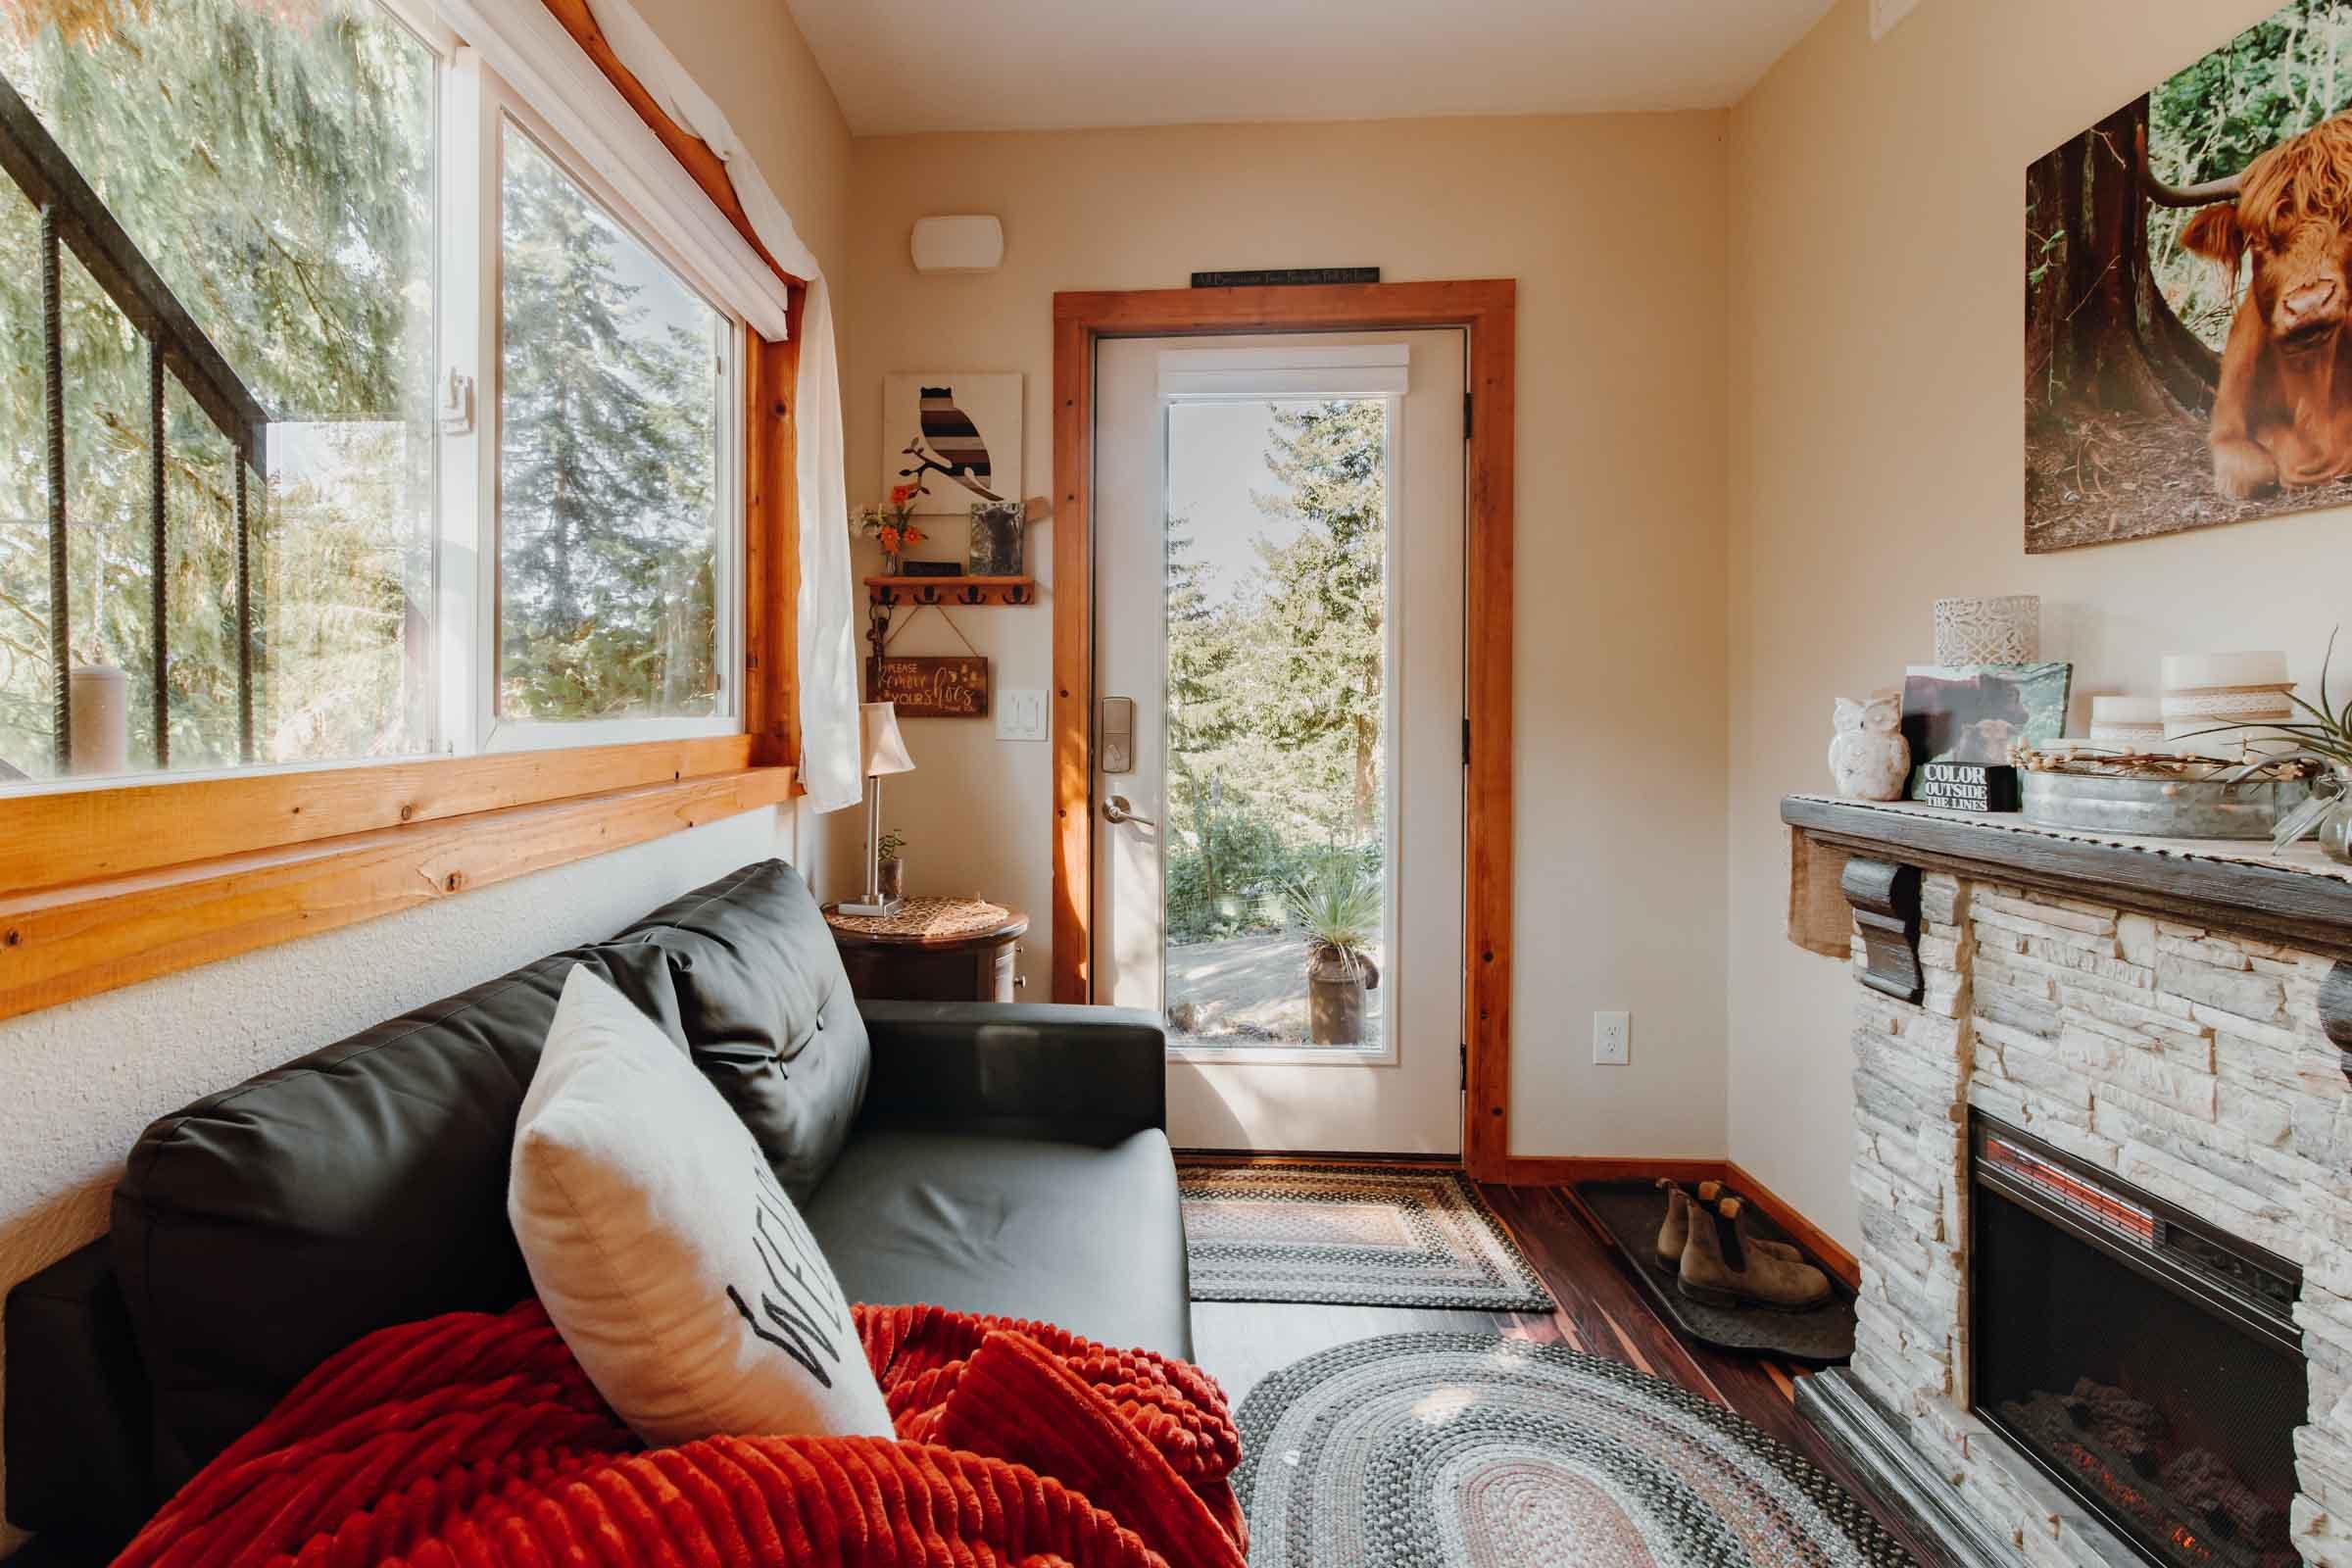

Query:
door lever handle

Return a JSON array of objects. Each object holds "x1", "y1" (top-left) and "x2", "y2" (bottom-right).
[{"x1": 1102, "y1": 795, "x2": 1156, "y2": 828}]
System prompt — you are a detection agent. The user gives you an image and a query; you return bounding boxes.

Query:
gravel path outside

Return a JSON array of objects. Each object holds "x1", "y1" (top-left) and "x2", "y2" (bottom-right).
[{"x1": 1165, "y1": 929, "x2": 1385, "y2": 1050}]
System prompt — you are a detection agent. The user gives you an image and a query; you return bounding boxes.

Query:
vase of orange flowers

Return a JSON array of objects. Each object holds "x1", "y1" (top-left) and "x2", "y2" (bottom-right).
[{"x1": 857, "y1": 483, "x2": 928, "y2": 573}]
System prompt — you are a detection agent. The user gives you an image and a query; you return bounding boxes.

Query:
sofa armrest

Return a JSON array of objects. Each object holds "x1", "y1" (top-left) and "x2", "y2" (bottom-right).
[
  {"x1": 857, "y1": 1001, "x2": 1166, "y2": 1142},
  {"x1": 6, "y1": 1237, "x2": 157, "y2": 1558}
]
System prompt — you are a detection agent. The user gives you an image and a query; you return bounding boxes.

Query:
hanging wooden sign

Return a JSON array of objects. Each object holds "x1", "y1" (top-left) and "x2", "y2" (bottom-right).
[{"x1": 867, "y1": 656, "x2": 990, "y2": 718}]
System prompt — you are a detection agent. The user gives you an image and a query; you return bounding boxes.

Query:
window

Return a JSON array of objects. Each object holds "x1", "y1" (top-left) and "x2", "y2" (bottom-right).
[
  {"x1": 497, "y1": 122, "x2": 728, "y2": 735},
  {"x1": 0, "y1": 0, "x2": 747, "y2": 786}
]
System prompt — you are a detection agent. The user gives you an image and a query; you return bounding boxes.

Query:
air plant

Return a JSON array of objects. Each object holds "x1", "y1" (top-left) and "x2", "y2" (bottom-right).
[{"x1": 2264, "y1": 626, "x2": 2352, "y2": 772}]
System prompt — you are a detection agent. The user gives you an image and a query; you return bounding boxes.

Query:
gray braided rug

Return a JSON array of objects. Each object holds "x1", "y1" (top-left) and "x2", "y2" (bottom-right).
[
  {"x1": 1237, "y1": 1333, "x2": 1912, "y2": 1567},
  {"x1": 1181, "y1": 1164, "x2": 1554, "y2": 1311}
]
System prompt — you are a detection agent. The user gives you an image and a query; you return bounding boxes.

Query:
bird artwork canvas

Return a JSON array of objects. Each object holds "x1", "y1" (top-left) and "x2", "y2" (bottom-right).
[{"x1": 882, "y1": 373, "x2": 1023, "y2": 515}]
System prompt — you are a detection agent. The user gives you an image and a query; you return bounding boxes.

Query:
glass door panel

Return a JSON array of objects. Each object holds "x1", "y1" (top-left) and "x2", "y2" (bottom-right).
[{"x1": 1162, "y1": 397, "x2": 1391, "y2": 1053}]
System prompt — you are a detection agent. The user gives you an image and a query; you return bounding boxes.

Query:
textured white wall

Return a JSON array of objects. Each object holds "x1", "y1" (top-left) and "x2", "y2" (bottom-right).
[{"x1": 0, "y1": 805, "x2": 798, "y2": 1549}]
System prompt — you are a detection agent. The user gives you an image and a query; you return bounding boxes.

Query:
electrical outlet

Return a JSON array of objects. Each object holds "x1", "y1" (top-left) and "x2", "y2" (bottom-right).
[
  {"x1": 1592, "y1": 1010, "x2": 1631, "y2": 1066},
  {"x1": 996, "y1": 688, "x2": 1048, "y2": 742}
]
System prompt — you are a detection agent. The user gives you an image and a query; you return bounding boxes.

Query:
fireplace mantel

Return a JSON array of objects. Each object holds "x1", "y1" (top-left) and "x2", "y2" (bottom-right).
[
  {"x1": 1785, "y1": 794, "x2": 2352, "y2": 958},
  {"x1": 1786, "y1": 794, "x2": 2352, "y2": 1080}
]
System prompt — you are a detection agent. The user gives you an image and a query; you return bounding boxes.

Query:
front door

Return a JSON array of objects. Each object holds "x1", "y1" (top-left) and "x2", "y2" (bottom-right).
[{"x1": 1093, "y1": 330, "x2": 1467, "y2": 1154}]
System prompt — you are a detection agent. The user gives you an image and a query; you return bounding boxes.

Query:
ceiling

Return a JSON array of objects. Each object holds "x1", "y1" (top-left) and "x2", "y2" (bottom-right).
[{"x1": 786, "y1": 0, "x2": 1839, "y2": 137}]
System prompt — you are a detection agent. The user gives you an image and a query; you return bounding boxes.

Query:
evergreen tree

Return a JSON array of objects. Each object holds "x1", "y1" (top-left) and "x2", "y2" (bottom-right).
[
  {"x1": 495, "y1": 132, "x2": 716, "y2": 722},
  {"x1": 1165, "y1": 513, "x2": 1237, "y2": 756},
  {"x1": 0, "y1": 0, "x2": 433, "y2": 772},
  {"x1": 1248, "y1": 399, "x2": 1387, "y2": 837},
  {"x1": 1165, "y1": 512, "x2": 1242, "y2": 926}
]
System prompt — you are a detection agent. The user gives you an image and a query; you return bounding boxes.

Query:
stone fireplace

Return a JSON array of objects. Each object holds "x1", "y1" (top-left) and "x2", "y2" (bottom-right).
[{"x1": 1782, "y1": 797, "x2": 2352, "y2": 1568}]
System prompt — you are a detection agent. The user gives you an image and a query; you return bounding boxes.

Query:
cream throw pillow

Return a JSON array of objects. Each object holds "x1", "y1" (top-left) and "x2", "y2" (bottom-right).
[{"x1": 510, "y1": 965, "x2": 893, "y2": 1445}]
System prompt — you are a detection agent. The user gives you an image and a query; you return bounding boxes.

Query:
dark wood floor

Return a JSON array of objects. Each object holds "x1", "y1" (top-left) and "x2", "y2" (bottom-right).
[{"x1": 1190, "y1": 1180, "x2": 1935, "y2": 1564}]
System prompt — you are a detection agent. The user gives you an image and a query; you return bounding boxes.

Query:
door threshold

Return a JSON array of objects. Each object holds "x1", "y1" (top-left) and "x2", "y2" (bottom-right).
[
  {"x1": 1166, "y1": 1041, "x2": 1398, "y2": 1067},
  {"x1": 1174, "y1": 1149, "x2": 1465, "y2": 1167}
]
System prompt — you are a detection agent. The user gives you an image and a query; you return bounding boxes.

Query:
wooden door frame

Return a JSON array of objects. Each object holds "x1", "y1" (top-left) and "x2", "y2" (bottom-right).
[{"x1": 1050, "y1": 279, "x2": 1516, "y2": 1179}]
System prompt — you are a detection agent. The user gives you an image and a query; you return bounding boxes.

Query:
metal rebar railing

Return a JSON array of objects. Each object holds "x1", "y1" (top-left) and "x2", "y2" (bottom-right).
[{"x1": 0, "y1": 68, "x2": 269, "y2": 774}]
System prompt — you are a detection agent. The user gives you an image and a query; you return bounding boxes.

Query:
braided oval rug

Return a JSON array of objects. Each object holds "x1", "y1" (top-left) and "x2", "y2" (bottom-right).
[{"x1": 1237, "y1": 1333, "x2": 1911, "y2": 1567}]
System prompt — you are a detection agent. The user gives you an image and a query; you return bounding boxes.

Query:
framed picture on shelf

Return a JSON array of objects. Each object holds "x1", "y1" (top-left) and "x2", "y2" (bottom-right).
[{"x1": 1899, "y1": 662, "x2": 2073, "y2": 799}]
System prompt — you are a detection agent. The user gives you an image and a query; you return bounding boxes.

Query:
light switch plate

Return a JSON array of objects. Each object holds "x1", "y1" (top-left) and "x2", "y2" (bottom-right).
[
  {"x1": 997, "y1": 688, "x2": 1048, "y2": 741},
  {"x1": 1592, "y1": 1010, "x2": 1631, "y2": 1066}
]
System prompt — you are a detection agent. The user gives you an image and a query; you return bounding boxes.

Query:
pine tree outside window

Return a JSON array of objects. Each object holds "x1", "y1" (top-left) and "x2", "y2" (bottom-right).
[
  {"x1": 495, "y1": 122, "x2": 728, "y2": 737},
  {"x1": 0, "y1": 0, "x2": 749, "y2": 787}
]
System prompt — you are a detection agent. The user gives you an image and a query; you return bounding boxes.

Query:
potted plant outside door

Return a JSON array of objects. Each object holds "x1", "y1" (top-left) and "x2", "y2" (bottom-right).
[{"x1": 1287, "y1": 856, "x2": 1381, "y2": 1046}]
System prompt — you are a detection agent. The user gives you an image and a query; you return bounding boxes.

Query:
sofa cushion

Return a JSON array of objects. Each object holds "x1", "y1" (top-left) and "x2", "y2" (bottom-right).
[
  {"x1": 614, "y1": 860, "x2": 868, "y2": 1203},
  {"x1": 802, "y1": 1128, "x2": 1193, "y2": 1360},
  {"x1": 512, "y1": 967, "x2": 893, "y2": 1444},
  {"x1": 110, "y1": 942, "x2": 682, "y2": 1487}
]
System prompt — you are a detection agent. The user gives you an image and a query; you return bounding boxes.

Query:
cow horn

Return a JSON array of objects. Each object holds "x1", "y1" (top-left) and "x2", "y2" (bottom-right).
[{"x1": 2135, "y1": 123, "x2": 2245, "y2": 209}]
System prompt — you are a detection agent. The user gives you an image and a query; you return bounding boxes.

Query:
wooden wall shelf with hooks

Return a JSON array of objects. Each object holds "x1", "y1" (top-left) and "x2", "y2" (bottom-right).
[{"x1": 864, "y1": 574, "x2": 1037, "y2": 608}]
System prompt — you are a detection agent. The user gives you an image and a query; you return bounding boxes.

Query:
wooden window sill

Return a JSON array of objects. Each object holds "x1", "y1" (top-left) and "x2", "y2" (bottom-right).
[{"x1": 0, "y1": 751, "x2": 795, "y2": 1023}]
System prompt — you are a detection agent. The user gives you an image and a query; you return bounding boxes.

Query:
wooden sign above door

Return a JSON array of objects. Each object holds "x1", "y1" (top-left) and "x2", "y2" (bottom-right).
[{"x1": 868, "y1": 655, "x2": 990, "y2": 718}]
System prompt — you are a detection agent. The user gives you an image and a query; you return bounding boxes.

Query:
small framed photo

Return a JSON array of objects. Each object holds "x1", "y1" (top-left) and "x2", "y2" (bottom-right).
[{"x1": 1899, "y1": 662, "x2": 2073, "y2": 801}]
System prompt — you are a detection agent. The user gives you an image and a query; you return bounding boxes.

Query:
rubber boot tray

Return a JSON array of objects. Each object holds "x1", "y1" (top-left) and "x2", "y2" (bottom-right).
[{"x1": 1575, "y1": 1181, "x2": 1857, "y2": 1364}]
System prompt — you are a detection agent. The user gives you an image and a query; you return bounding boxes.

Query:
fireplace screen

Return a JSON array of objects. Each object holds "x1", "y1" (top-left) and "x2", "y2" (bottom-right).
[{"x1": 1971, "y1": 1117, "x2": 2305, "y2": 1568}]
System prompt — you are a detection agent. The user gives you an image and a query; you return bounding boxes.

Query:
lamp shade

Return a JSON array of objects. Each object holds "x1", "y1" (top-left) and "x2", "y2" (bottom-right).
[{"x1": 859, "y1": 702, "x2": 915, "y2": 778}]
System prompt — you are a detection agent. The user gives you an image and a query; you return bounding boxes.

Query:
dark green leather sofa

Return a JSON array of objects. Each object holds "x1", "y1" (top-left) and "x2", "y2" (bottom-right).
[{"x1": 2, "y1": 860, "x2": 1182, "y2": 1563}]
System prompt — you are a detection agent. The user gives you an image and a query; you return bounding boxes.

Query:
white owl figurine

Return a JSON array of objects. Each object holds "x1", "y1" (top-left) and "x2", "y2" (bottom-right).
[{"x1": 1829, "y1": 695, "x2": 1908, "y2": 801}]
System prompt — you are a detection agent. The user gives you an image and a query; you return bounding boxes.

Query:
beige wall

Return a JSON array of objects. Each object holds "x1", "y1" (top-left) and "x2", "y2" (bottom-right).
[
  {"x1": 837, "y1": 114, "x2": 1735, "y2": 1158},
  {"x1": 1725, "y1": 0, "x2": 2341, "y2": 1248}
]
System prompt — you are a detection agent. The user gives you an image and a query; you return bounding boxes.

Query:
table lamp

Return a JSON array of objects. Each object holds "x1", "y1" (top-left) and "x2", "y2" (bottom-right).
[{"x1": 841, "y1": 701, "x2": 916, "y2": 916}]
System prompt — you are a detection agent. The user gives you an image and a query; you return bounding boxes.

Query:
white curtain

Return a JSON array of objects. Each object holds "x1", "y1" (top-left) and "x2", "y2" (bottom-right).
[{"x1": 579, "y1": 0, "x2": 863, "y2": 811}]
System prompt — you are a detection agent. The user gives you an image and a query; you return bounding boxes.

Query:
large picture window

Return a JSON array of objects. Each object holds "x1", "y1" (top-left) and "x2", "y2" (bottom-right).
[{"x1": 0, "y1": 0, "x2": 748, "y2": 786}]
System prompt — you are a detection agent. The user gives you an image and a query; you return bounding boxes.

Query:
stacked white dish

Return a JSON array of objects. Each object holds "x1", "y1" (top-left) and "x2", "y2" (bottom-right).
[
  {"x1": 2161, "y1": 652, "x2": 2294, "y2": 758},
  {"x1": 2087, "y1": 696, "x2": 2166, "y2": 747}
]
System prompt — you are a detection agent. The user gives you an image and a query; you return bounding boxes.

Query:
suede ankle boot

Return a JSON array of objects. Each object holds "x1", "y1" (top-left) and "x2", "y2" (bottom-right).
[
  {"x1": 1662, "y1": 1180, "x2": 1798, "y2": 1271},
  {"x1": 1677, "y1": 1197, "x2": 1832, "y2": 1312},
  {"x1": 1653, "y1": 1178, "x2": 1692, "y2": 1272}
]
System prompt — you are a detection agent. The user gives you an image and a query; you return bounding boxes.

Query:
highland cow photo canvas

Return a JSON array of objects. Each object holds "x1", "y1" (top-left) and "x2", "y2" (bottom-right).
[{"x1": 2028, "y1": 2, "x2": 2352, "y2": 552}]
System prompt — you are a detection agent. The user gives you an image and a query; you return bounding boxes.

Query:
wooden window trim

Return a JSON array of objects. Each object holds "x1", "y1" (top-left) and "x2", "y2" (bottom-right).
[
  {"x1": 0, "y1": 761, "x2": 797, "y2": 1024},
  {"x1": 1050, "y1": 279, "x2": 1516, "y2": 1179},
  {"x1": 0, "y1": 10, "x2": 808, "y2": 1025}
]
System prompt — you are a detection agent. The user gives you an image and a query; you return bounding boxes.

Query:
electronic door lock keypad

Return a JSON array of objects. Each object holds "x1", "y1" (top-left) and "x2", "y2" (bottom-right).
[{"x1": 1101, "y1": 695, "x2": 1135, "y2": 773}]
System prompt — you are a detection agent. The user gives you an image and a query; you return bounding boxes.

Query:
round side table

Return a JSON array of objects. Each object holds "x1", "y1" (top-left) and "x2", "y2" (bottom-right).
[{"x1": 822, "y1": 897, "x2": 1028, "y2": 1003}]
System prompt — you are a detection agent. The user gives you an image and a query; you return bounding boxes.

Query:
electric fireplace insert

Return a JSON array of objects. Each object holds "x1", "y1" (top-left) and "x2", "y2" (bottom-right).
[{"x1": 1970, "y1": 1114, "x2": 2306, "y2": 1568}]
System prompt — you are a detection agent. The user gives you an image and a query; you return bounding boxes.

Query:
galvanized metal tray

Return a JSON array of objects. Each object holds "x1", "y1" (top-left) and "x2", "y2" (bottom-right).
[{"x1": 2020, "y1": 770, "x2": 2314, "y2": 840}]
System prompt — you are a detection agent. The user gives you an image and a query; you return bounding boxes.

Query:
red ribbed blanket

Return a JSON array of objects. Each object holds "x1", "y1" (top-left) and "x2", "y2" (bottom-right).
[{"x1": 113, "y1": 1301, "x2": 1246, "y2": 1568}]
